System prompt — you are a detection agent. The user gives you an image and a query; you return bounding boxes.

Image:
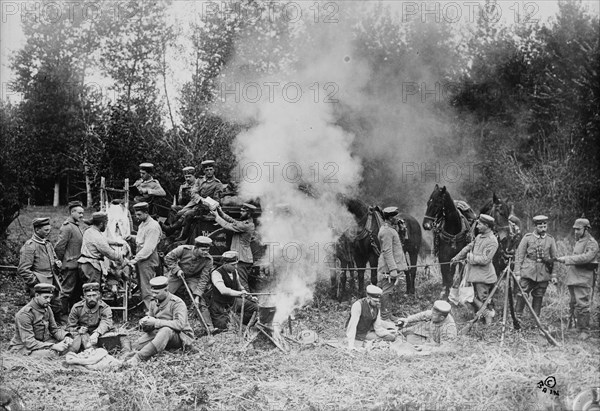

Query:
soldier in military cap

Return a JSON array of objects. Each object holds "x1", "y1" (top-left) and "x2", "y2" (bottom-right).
[
  {"x1": 18, "y1": 217, "x2": 63, "y2": 321},
  {"x1": 9, "y1": 284, "x2": 73, "y2": 358},
  {"x1": 55, "y1": 201, "x2": 86, "y2": 320},
  {"x1": 513, "y1": 215, "x2": 558, "y2": 320},
  {"x1": 78, "y1": 212, "x2": 126, "y2": 285},
  {"x1": 163, "y1": 160, "x2": 224, "y2": 241},
  {"x1": 211, "y1": 202, "x2": 257, "y2": 290},
  {"x1": 126, "y1": 276, "x2": 195, "y2": 365},
  {"x1": 127, "y1": 202, "x2": 162, "y2": 310},
  {"x1": 178, "y1": 166, "x2": 198, "y2": 208},
  {"x1": 346, "y1": 285, "x2": 398, "y2": 350},
  {"x1": 398, "y1": 300, "x2": 457, "y2": 346},
  {"x1": 452, "y1": 214, "x2": 499, "y2": 324},
  {"x1": 164, "y1": 236, "x2": 216, "y2": 333},
  {"x1": 206, "y1": 251, "x2": 258, "y2": 330},
  {"x1": 377, "y1": 206, "x2": 408, "y2": 321},
  {"x1": 67, "y1": 282, "x2": 114, "y2": 353},
  {"x1": 556, "y1": 218, "x2": 599, "y2": 337},
  {"x1": 133, "y1": 162, "x2": 167, "y2": 204}
]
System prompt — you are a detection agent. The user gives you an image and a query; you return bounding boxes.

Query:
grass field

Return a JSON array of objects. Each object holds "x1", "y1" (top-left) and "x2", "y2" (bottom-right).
[{"x1": 1, "y1": 207, "x2": 598, "y2": 410}]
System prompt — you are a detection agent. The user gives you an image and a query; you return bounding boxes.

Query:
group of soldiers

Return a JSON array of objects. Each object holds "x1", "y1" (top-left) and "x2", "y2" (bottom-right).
[{"x1": 345, "y1": 209, "x2": 598, "y2": 349}]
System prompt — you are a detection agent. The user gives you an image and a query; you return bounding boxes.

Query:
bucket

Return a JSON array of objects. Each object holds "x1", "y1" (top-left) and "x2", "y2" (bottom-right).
[{"x1": 258, "y1": 306, "x2": 276, "y2": 324}]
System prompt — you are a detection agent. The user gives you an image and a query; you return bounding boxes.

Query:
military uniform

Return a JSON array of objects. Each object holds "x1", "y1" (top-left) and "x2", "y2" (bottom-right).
[
  {"x1": 67, "y1": 298, "x2": 114, "y2": 353},
  {"x1": 55, "y1": 215, "x2": 85, "y2": 313},
  {"x1": 561, "y1": 221, "x2": 598, "y2": 330},
  {"x1": 346, "y1": 285, "x2": 397, "y2": 349},
  {"x1": 133, "y1": 177, "x2": 167, "y2": 204},
  {"x1": 9, "y1": 297, "x2": 70, "y2": 357},
  {"x1": 207, "y1": 263, "x2": 257, "y2": 329},
  {"x1": 514, "y1": 231, "x2": 557, "y2": 318},
  {"x1": 377, "y1": 215, "x2": 408, "y2": 321},
  {"x1": 177, "y1": 180, "x2": 195, "y2": 207},
  {"x1": 130, "y1": 211, "x2": 162, "y2": 310},
  {"x1": 401, "y1": 309, "x2": 457, "y2": 345},
  {"x1": 132, "y1": 277, "x2": 195, "y2": 361}
]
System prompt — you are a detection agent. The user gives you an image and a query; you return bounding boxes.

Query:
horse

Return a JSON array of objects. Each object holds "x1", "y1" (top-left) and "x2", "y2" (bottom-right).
[
  {"x1": 334, "y1": 197, "x2": 422, "y2": 299},
  {"x1": 480, "y1": 193, "x2": 522, "y2": 274},
  {"x1": 422, "y1": 185, "x2": 472, "y2": 298}
]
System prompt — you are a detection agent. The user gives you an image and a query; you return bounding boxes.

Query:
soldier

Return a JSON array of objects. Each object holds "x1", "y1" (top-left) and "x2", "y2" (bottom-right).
[
  {"x1": 398, "y1": 300, "x2": 457, "y2": 346},
  {"x1": 346, "y1": 285, "x2": 397, "y2": 350},
  {"x1": 452, "y1": 214, "x2": 499, "y2": 324},
  {"x1": 163, "y1": 160, "x2": 224, "y2": 241},
  {"x1": 556, "y1": 218, "x2": 599, "y2": 338},
  {"x1": 164, "y1": 236, "x2": 216, "y2": 333},
  {"x1": 513, "y1": 215, "x2": 558, "y2": 320},
  {"x1": 177, "y1": 166, "x2": 197, "y2": 209},
  {"x1": 211, "y1": 203, "x2": 256, "y2": 290},
  {"x1": 128, "y1": 202, "x2": 162, "y2": 310},
  {"x1": 67, "y1": 282, "x2": 114, "y2": 353},
  {"x1": 377, "y1": 206, "x2": 408, "y2": 321},
  {"x1": 9, "y1": 283, "x2": 73, "y2": 358},
  {"x1": 18, "y1": 217, "x2": 63, "y2": 320},
  {"x1": 78, "y1": 212, "x2": 125, "y2": 285},
  {"x1": 54, "y1": 201, "x2": 86, "y2": 321},
  {"x1": 206, "y1": 251, "x2": 258, "y2": 330},
  {"x1": 126, "y1": 276, "x2": 195, "y2": 365},
  {"x1": 133, "y1": 162, "x2": 166, "y2": 204}
]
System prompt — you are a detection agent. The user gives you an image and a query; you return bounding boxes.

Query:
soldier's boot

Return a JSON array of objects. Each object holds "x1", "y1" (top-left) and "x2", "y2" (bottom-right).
[
  {"x1": 577, "y1": 313, "x2": 591, "y2": 340},
  {"x1": 357, "y1": 274, "x2": 365, "y2": 297},
  {"x1": 515, "y1": 295, "x2": 526, "y2": 319},
  {"x1": 137, "y1": 342, "x2": 159, "y2": 361},
  {"x1": 380, "y1": 294, "x2": 399, "y2": 322},
  {"x1": 176, "y1": 218, "x2": 192, "y2": 242},
  {"x1": 532, "y1": 297, "x2": 543, "y2": 318}
]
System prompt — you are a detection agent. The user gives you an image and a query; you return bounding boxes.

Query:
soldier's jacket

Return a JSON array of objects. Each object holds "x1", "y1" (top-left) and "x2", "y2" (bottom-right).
[
  {"x1": 133, "y1": 216, "x2": 162, "y2": 262},
  {"x1": 178, "y1": 181, "x2": 196, "y2": 206},
  {"x1": 456, "y1": 231, "x2": 499, "y2": 284},
  {"x1": 377, "y1": 222, "x2": 408, "y2": 274},
  {"x1": 55, "y1": 217, "x2": 85, "y2": 270},
  {"x1": 404, "y1": 310, "x2": 457, "y2": 344},
  {"x1": 67, "y1": 299, "x2": 114, "y2": 336},
  {"x1": 9, "y1": 299, "x2": 69, "y2": 353},
  {"x1": 18, "y1": 235, "x2": 59, "y2": 287},
  {"x1": 164, "y1": 245, "x2": 214, "y2": 292},
  {"x1": 77, "y1": 226, "x2": 121, "y2": 272},
  {"x1": 181, "y1": 177, "x2": 224, "y2": 213},
  {"x1": 133, "y1": 177, "x2": 166, "y2": 203},
  {"x1": 563, "y1": 232, "x2": 599, "y2": 287},
  {"x1": 215, "y1": 213, "x2": 255, "y2": 263},
  {"x1": 514, "y1": 232, "x2": 558, "y2": 282},
  {"x1": 148, "y1": 293, "x2": 194, "y2": 346}
]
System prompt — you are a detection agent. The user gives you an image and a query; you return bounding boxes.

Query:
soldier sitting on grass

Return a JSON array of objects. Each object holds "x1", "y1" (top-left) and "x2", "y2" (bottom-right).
[{"x1": 398, "y1": 300, "x2": 457, "y2": 347}]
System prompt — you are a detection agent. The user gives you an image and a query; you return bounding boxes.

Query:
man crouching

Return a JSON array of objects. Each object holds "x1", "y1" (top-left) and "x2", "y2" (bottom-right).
[
  {"x1": 127, "y1": 276, "x2": 195, "y2": 365},
  {"x1": 346, "y1": 285, "x2": 398, "y2": 350},
  {"x1": 398, "y1": 300, "x2": 457, "y2": 347},
  {"x1": 9, "y1": 283, "x2": 73, "y2": 358}
]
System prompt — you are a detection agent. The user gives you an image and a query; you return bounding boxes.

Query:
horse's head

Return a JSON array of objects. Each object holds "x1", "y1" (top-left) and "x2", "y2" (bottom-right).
[
  {"x1": 423, "y1": 184, "x2": 446, "y2": 230},
  {"x1": 482, "y1": 193, "x2": 512, "y2": 242}
]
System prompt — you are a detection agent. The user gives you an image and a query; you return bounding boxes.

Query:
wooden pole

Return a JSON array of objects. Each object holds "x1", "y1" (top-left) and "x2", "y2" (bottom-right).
[
  {"x1": 500, "y1": 263, "x2": 511, "y2": 346},
  {"x1": 460, "y1": 267, "x2": 508, "y2": 335},
  {"x1": 239, "y1": 296, "x2": 245, "y2": 339}
]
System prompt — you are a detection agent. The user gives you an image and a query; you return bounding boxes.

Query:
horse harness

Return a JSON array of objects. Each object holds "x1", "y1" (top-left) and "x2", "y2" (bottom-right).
[{"x1": 424, "y1": 212, "x2": 472, "y2": 256}]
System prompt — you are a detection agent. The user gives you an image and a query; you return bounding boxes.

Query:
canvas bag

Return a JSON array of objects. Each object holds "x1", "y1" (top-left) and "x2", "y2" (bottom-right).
[{"x1": 449, "y1": 262, "x2": 474, "y2": 305}]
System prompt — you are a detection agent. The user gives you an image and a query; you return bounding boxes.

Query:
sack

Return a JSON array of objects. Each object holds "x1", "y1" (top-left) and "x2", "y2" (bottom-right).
[{"x1": 449, "y1": 263, "x2": 473, "y2": 305}]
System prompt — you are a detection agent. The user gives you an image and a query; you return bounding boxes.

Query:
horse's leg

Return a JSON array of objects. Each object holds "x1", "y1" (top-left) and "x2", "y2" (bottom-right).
[
  {"x1": 355, "y1": 258, "x2": 366, "y2": 297},
  {"x1": 339, "y1": 264, "x2": 348, "y2": 302},
  {"x1": 407, "y1": 250, "x2": 418, "y2": 295},
  {"x1": 369, "y1": 254, "x2": 378, "y2": 286}
]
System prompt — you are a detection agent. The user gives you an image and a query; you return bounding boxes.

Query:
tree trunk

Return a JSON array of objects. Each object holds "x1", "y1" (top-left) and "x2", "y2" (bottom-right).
[
  {"x1": 84, "y1": 162, "x2": 93, "y2": 209},
  {"x1": 53, "y1": 180, "x2": 60, "y2": 207}
]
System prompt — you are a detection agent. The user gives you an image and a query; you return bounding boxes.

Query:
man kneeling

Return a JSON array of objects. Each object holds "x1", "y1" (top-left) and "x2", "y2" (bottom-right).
[
  {"x1": 346, "y1": 285, "x2": 398, "y2": 350},
  {"x1": 127, "y1": 276, "x2": 195, "y2": 365},
  {"x1": 9, "y1": 283, "x2": 73, "y2": 358},
  {"x1": 398, "y1": 300, "x2": 457, "y2": 346}
]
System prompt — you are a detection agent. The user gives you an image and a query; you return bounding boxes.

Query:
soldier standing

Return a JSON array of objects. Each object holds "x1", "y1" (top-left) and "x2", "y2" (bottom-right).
[
  {"x1": 18, "y1": 217, "x2": 63, "y2": 321},
  {"x1": 133, "y1": 162, "x2": 166, "y2": 204},
  {"x1": 513, "y1": 215, "x2": 558, "y2": 320},
  {"x1": 54, "y1": 201, "x2": 86, "y2": 321},
  {"x1": 556, "y1": 218, "x2": 599, "y2": 338}
]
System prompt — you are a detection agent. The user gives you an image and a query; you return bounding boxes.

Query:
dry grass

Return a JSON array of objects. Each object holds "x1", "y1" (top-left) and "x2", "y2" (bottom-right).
[{"x1": 1, "y1": 209, "x2": 599, "y2": 410}]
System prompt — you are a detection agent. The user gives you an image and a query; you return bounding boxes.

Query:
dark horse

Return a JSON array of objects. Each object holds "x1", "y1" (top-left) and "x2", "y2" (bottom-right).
[
  {"x1": 334, "y1": 197, "x2": 422, "y2": 298},
  {"x1": 480, "y1": 193, "x2": 522, "y2": 274},
  {"x1": 423, "y1": 185, "x2": 472, "y2": 298}
]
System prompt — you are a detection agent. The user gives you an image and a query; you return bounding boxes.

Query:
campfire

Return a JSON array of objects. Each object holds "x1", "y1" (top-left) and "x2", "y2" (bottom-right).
[{"x1": 240, "y1": 304, "x2": 291, "y2": 353}]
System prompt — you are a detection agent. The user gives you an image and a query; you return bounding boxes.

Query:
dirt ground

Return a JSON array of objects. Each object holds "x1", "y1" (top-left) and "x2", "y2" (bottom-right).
[{"x1": 1, "y1": 207, "x2": 599, "y2": 410}]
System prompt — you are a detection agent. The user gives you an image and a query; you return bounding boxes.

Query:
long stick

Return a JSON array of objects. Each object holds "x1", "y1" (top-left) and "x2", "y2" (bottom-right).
[
  {"x1": 460, "y1": 267, "x2": 507, "y2": 335},
  {"x1": 500, "y1": 261, "x2": 511, "y2": 346},
  {"x1": 239, "y1": 296, "x2": 245, "y2": 338},
  {"x1": 326, "y1": 260, "x2": 466, "y2": 271},
  {"x1": 511, "y1": 270, "x2": 560, "y2": 347},
  {"x1": 249, "y1": 293, "x2": 276, "y2": 296},
  {"x1": 180, "y1": 275, "x2": 212, "y2": 337},
  {"x1": 256, "y1": 323, "x2": 287, "y2": 353}
]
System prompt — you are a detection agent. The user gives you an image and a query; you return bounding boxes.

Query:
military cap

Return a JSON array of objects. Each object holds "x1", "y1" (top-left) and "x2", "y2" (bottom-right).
[
  {"x1": 201, "y1": 160, "x2": 215, "y2": 168},
  {"x1": 366, "y1": 284, "x2": 383, "y2": 298},
  {"x1": 241, "y1": 203, "x2": 257, "y2": 211},
  {"x1": 182, "y1": 166, "x2": 195, "y2": 174},
  {"x1": 133, "y1": 202, "x2": 149, "y2": 211},
  {"x1": 533, "y1": 215, "x2": 548, "y2": 224},
  {"x1": 478, "y1": 214, "x2": 495, "y2": 226},
  {"x1": 222, "y1": 250, "x2": 239, "y2": 263},
  {"x1": 91, "y1": 212, "x2": 109, "y2": 223},
  {"x1": 149, "y1": 276, "x2": 169, "y2": 289},
  {"x1": 508, "y1": 215, "x2": 521, "y2": 225},
  {"x1": 82, "y1": 282, "x2": 100, "y2": 292},
  {"x1": 111, "y1": 199, "x2": 124, "y2": 205},
  {"x1": 139, "y1": 162, "x2": 154, "y2": 172},
  {"x1": 34, "y1": 283, "x2": 55, "y2": 294},
  {"x1": 433, "y1": 300, "x2": 451, "y2": 314},
  {"x1": 573, "y1": 218, "x2": 591, "y2": 229},
  {"x1": 382, "y1": 206, "x2": 399, "y2": 218},
  {"x1": 194, "y1": 236, "x2": 213, "y2": 247},
  {"x1": 32, "y1": 217, "x2": 51, "y2": 228},
  {"x1": 68, "y1": 201, "x2": 83, "y2": 210}
]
